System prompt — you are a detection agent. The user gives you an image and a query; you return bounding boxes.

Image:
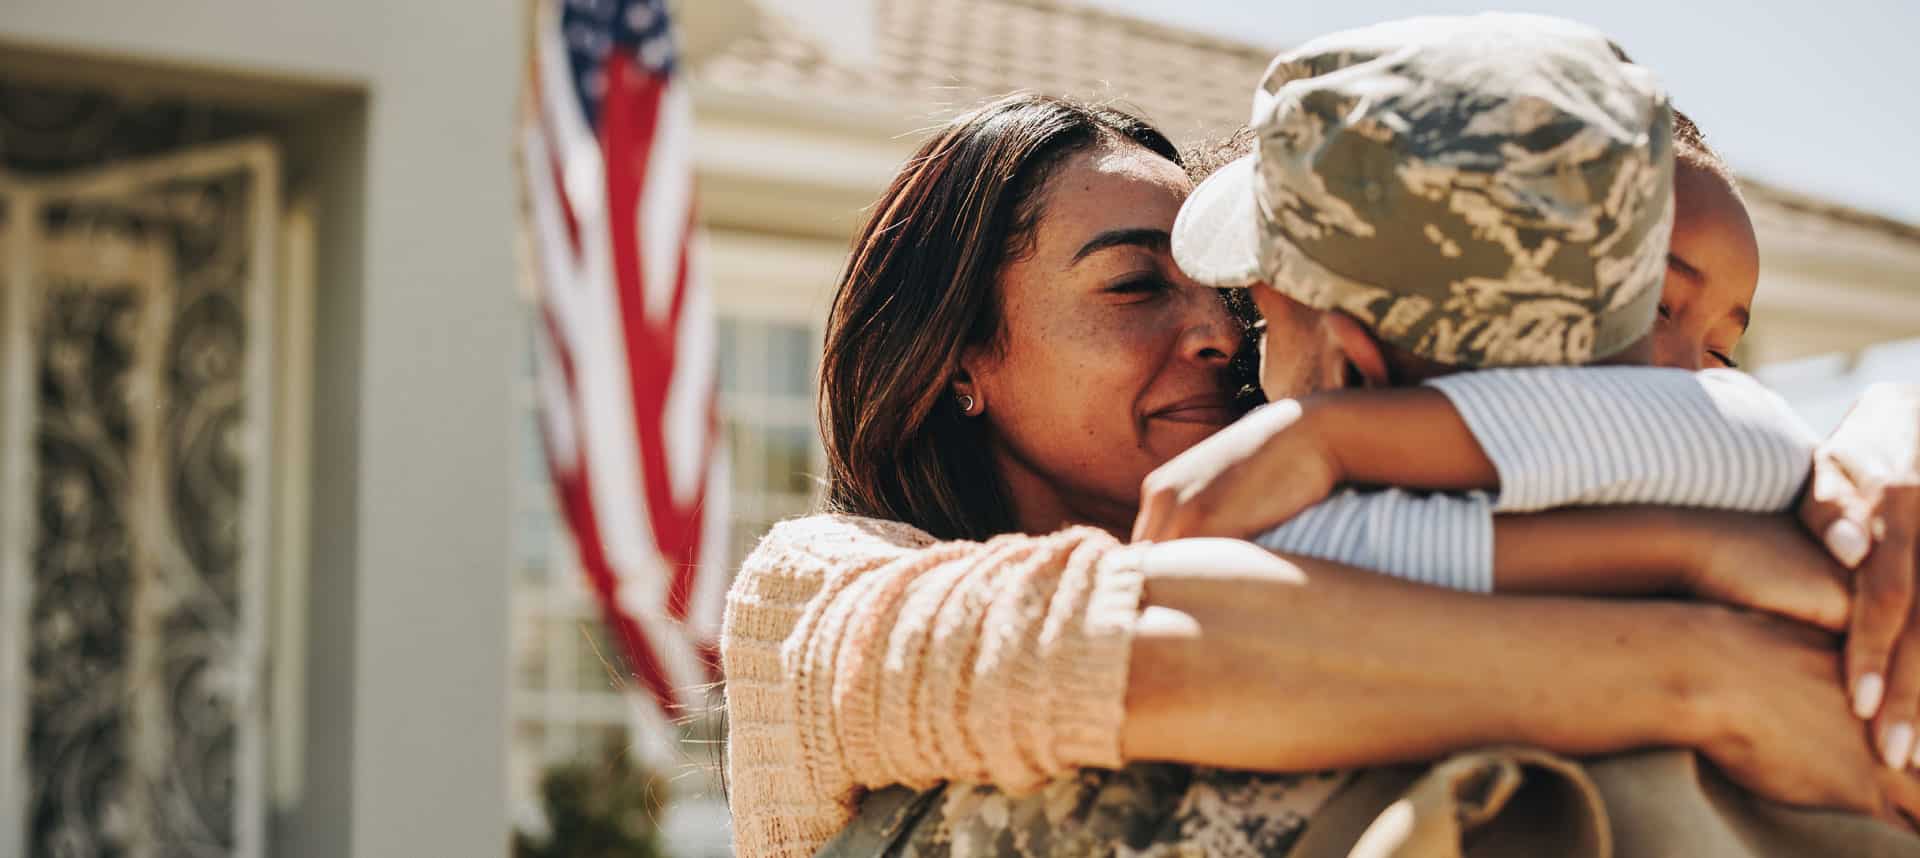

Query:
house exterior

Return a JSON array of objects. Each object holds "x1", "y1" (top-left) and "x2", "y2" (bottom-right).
[{"x1": 0, "y1": 1, "x2": 1914, "y2": 857}]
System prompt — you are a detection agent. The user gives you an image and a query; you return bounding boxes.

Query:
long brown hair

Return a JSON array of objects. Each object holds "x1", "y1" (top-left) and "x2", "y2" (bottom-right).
[{"x1": 819, "y1": 93, "x2": 1181, "y2": 540}]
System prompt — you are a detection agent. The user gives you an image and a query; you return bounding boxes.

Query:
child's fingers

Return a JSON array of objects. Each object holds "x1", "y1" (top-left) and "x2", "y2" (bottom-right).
[{"x1": 1133, "y1": 483, "x2": 1169, "y2": 543}]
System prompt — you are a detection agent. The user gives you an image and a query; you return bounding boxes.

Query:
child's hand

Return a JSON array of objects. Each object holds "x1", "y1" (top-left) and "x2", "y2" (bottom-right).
[
  {"x1": 1681, "y1": 512, "x2": 1851, "y2": 634},
  {"x1": 1131, "y1": 400, "x2": 1341, "y2": 542},
  {"x1": 1795, "y1": 383, "x2": 1920, "y2": 768}
]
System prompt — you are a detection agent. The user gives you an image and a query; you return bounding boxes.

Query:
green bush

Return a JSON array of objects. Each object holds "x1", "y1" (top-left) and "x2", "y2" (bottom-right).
[{"x1": 513, "y1": 753, "x2": 670, "y2": 858}]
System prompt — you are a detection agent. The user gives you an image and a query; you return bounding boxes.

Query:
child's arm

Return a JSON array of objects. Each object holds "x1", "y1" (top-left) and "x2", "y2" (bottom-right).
[
  {"x1": 1133, "y1": 390, "x2": 1494, "y2": 542},
  {"x1": 1135, "y1": 367, "x2": 1816, "y2": 542},
  {"x1": 1253, "y1": 488, "x2": 1497, "y2": 592},
  {"x1": 1424, "y1": 367, "x2": 1816, "y2": 513},
  {"x1": 1257, "y1": 493, "x2": 1848, "y2": 631}
]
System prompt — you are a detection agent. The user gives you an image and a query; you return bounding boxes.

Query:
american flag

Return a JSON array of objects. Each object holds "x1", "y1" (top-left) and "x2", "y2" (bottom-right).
[{"x1": 516, "y1": 0, "x2": 729, "y2": 736}]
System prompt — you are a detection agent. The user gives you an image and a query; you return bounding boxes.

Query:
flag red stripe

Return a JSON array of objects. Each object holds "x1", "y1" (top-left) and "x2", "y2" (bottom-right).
[
  {"x1": 518, "y1": 9, "x2": 727, "y2": 729},
  {"x1": 546, "y1": 141, "x2": 582, "y2": 258},
  {"x1": 537, "y1": 306, "x2": 685, "y2": 714},
  {"x1": 599, "y1": 52, "x2": 713, "y2": 623}
]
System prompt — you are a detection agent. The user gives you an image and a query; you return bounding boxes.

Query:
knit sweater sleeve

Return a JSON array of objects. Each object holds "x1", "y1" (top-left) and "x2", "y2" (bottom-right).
[{"x1": 720, "y1": 513, "x2": 1149, "y2": 858}]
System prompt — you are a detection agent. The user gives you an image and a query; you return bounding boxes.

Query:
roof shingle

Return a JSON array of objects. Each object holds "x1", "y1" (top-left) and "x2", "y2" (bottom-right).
[{"x1": 695, "y1": 0, "x2": 1273, "y2": 144}]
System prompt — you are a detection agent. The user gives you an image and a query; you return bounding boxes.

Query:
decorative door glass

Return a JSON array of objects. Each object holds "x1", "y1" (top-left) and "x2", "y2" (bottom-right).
[{"x1": 0, "y1": 141, "x2": 277, "y2": 858}]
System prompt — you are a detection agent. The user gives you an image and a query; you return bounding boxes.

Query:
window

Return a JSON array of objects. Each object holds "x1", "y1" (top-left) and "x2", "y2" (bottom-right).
[{"x1": 716, "y1": 317, "x2": 826, "y2": 567}]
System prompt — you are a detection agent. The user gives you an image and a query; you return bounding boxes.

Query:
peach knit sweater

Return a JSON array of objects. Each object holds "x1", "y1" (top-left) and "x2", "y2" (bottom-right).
[{"x1": 720, "y1": 513, "x2": 1149, "y2": 858}]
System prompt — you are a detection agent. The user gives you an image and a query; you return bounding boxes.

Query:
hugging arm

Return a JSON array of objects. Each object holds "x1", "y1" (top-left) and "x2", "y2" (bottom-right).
[
  {"x1": 1251, "y1": 368, "x2": 1823, "y2": 605},
  {"x1": 1425, "y1": 367, "x2": 1814, "y2": 513},
  {"x1": 1138, "y1": 366, "x2": 1816, "y2": 544},
  {"x1": 1258, "y1": 493, "x2": 1850, "y2": 631},
  {"x1": 725, "y1": 513, "x2": 1917, "y2": 844},
  {"x1": 1124, "y1": 537, "x2": 1920, "y2": 824}
]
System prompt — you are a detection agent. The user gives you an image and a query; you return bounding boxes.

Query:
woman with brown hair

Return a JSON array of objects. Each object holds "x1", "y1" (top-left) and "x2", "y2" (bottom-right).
[{"x1": 719, "y1": 92, "x2": 1920, "y2": 858}]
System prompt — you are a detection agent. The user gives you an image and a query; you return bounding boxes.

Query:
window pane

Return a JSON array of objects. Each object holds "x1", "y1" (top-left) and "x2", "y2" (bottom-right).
[
  {"x1": 770, "y1": 324, "x2": 814, "y2": 398},
  {"x1": 727, "y1": 422, "x2": 762, "y2": 492},
  {"x1": 573, "y1": 619, "x2": 625, "y2": 694},
  {"x1": 514, "y1": 721, "x2": 546, "y2": 758},
  {"x1": 766, "y1": 424, "x2": 817, "y2": 496},
  {"x1": 717, "y1": 318, "x2": 739, "y2": 393},
  {"x1": 515, "y1": 616, "x2": 548, "y2": 692},
  {"x1": 516, "y1": 502, "x2": 553, "y2": 581}
]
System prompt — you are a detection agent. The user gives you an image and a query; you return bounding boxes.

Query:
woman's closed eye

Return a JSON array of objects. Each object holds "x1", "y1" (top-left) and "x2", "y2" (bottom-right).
[{"x1": 1106, "y1": 274, "x2": 1175, "y2": 302}]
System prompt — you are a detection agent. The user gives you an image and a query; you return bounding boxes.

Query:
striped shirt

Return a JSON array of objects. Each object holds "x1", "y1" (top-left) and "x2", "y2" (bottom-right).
[{"x1": 1254, "y1": 367, "x2": 1818, "y2": 592}]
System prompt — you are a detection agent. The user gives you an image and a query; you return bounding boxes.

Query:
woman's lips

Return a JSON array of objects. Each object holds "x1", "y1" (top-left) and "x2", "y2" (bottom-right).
[{"x1": 1148, "y1": 394, "x2": 1240, "y2": 425}]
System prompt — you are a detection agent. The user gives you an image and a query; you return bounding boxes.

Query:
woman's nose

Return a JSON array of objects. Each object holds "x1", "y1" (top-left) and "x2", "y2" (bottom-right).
[{"x1": 1181, "y1": 289, "x2": 1241, "y2": 367}]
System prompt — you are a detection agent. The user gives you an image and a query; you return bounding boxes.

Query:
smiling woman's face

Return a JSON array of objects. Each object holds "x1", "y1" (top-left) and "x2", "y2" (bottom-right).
[{"x1": 958, "y1": 141, "x2": 1261, "y2": 534}]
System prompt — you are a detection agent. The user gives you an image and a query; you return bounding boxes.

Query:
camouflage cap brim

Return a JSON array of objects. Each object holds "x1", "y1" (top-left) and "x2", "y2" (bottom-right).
[{"x1": 1172, "y1": 153, "x2": 1265, "y2": 288}]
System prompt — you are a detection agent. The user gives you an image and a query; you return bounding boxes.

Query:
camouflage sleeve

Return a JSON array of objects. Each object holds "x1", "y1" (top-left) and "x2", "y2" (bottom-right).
[
  {"x1": 1427, "y1": 367, "x2": 1816, "y2": 514},
  {"x1": 816, "y1": 764, "x2": 1349, "y2": 858},
  {"x1": 1253, "y1": 488, "x2": 1495, "y2": 593}
]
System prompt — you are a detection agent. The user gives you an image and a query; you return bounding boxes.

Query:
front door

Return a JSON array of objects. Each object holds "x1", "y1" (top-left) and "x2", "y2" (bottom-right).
[{"x1": 0, "y1": 141, "x2": 278, "y2": 858}]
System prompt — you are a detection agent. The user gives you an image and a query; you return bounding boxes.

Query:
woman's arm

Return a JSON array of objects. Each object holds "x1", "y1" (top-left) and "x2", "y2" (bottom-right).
[
  {"x1": 1122, "y1": 538, "x2": 1919, "y2": 819},
  {"x1": 1122, "y1": 538, "x2": 1696, "y2": 770},
  {"x1": 726, "y1": 513, "x2": 1915, "y2": 849},
  {"x1": 722, "y1": 514, "x2": 1149, "y2": 857}
]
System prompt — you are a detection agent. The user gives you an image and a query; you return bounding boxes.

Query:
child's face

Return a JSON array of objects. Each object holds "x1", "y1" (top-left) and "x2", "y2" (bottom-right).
[
  {"x1": 1249, "y1": 286, "x2": 1345, "y2": 398},
  {"x1": 1651, "y1": 160, "x2": 1759, "y2": 370}
]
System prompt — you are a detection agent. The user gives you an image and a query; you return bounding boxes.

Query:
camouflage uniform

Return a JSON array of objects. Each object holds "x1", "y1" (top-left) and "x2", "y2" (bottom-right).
[
  {"x1": 817, "y1": 765, "x2": 1348, "y2": 858},
  {"x1": 1172, "y1": 12, "x2": 1675, "y2": 368}
]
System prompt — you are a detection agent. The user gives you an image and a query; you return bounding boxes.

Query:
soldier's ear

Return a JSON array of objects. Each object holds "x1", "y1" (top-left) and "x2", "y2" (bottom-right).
[{"x1": 1324, "y1": 312, "x2": 1391, "y2": 388}]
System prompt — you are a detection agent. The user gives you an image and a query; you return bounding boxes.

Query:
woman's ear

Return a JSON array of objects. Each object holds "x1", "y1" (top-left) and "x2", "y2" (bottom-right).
[
  {"x1": 950, "y1": 354, "x2": 984, "y2": 416},
  {"x1": 1324, "y1": 312, "x2": 1392, "y2": 388}
]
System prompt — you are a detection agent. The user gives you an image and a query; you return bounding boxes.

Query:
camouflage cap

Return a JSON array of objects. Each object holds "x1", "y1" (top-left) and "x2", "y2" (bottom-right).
[{"x1": 1173, "y1": 13, "x2": 1675, "y2": 367}]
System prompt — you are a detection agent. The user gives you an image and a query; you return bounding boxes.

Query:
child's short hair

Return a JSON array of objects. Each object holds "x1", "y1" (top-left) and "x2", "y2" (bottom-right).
[
  {"x1": 1180, "y1": 126, "x2": 1256, "y2": 185},
  {"x1": 1671, "y1": 108, "x2": 1742, "y2": 199}
]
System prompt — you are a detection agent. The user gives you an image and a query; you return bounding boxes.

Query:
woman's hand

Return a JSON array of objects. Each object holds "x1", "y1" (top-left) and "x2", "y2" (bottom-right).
[
  {"x1": 1694, "y1": 606, "x2": 1920, "y2": 828},
  {"x1": 1796, "y1": 383, "x2": 1920, "y2": 768},
  {"x1": 1128, "y1": 539, "x2": 1920, "y2": 824}
]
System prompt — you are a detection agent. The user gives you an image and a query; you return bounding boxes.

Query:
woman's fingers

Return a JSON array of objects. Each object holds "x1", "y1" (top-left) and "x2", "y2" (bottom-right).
[
  {"x1": 1878, "y1": 553, "x2": 1920, "y2": 769},
  {"x1": 1853, "y1": 484, "x2": 1920, "y2": 728},
  {"x1": 1799, "y1": 452, "x2": 1876, "y2": 569},
  {"x1": 1881, "y1": 768, "x2": 1920, "y2": 834}
]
